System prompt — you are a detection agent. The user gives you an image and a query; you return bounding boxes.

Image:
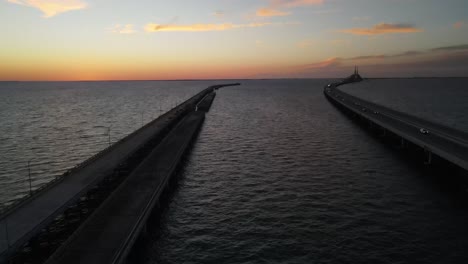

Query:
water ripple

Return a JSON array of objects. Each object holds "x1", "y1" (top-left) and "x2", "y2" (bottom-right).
[
  {"x1": 0, "y1": 80, "x2": 223, "y2": 209},
  {"x1": 143, "y1": 79, "x2": 468, "y2": 264}
]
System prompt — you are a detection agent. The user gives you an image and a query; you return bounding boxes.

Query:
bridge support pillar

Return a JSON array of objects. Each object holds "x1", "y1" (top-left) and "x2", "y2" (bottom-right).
[
  {"x1": 424, "y1": 147, "x2": 432, "y2": 165},
  {"x1": 380, "y1": 128, "x2": 387, "y2": 137},
  {"x1": 399, "y1": 138, "x2": 407, "y2": 149},
  {"x1": 141, "y1": 223, "x2": 149, "y2": 237}
]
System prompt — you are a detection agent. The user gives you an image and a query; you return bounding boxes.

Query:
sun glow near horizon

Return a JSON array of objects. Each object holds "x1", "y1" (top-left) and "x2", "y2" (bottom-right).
[{"x1": 1, "y1": 0, "x2": 468, "y2": 80}]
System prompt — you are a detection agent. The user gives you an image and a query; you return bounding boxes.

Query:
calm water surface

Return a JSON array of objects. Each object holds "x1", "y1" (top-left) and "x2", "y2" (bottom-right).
[
  {"x1": 1, "y1": 79, "x2": 468, "y2": 263},
  {"x1": 0, "y1": 80, "x2": 222, "y2": 208},
  {"x1": 142, "y1": 79, "x2": 468, "y2": 263}
]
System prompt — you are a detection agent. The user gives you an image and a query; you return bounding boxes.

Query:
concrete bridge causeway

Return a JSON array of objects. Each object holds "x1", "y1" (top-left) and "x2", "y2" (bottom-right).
[
  {"x1": 46, "y1": 111, "x2": 205, "y2": 264},
  {"x1": 0, "y1": 84, "x2": 237, "y2": 263},
  {"x1": 324, "y1": 83, "x2": 468, "y2": 172}
]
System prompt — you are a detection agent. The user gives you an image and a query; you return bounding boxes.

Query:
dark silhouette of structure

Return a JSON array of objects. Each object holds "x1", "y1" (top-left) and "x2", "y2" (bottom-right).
[{"x1": 339, "y1": 66, "x2": 363, "y2": 85}]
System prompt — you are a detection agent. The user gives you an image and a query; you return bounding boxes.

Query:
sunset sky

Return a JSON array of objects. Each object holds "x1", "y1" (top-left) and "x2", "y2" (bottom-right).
[{"x1": 1, "y1": 0, "x2": 468, "y2": 80}]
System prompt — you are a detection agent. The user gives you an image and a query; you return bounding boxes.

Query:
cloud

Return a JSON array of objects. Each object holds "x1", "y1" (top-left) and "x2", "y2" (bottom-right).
[
  {"x1": 297, "y1": 39, "x2": 314, "y2": 48},
  {"x1": 303, "y1": 57, "x2": 341, "y2": 69},
  {"x1": 255, "y1": 40, "x2": 265, "y2": 48},
  {"x1": 347, "y1": 51, "x2": 424, "y2": 61},
  {"x1": 111, "y1": 24, "x2": 136, "y2": 34},
  {"x1": 256, "y1": 0, "x2": 323, "y2": 17},
  {"x1": 330, "y1": 39, "x2": 350, "y2": 47},
  {"x1": 213, "y1": 11, "x2": 225, "y2": 18},
  {"x1": 7, "y1": 0, "x2": 87, "y2": 17},
  {"x1": 358, "y1": 51, "x2": 468, "y2": 77},
  {"x1": 340, "y1": 23, "x2": 422, "y2": 35},
  {"x1": 144, "y1": 22, "x2": 292, "y2": 32},
  {"x1": 311, "y1": 9, "x2": 338, "y2": 15},
  {"x1": 352, "y1": 16, "x2": 371, "y2": 21},
  {"x1": 293, "y1": 43, "x2": 468, "y2": 77},
  {"x1": 253, "y1": 43, "x2": 468, "y2": 78},
  {"x1": 256, "y1": 8, "x2": 290, "y2": 17},
  {"x1": 431, "y1": 44, "x2": 468, "y2": 52},
  {"x1": 453, "y1": 21, "x2": 464, "y2": 29},
  {"x1": 345, "y1": 44, "x2": 468, "y2": 62},
  {"x1": 272, "y1": 0, "x2": 324, "y2": 8}
]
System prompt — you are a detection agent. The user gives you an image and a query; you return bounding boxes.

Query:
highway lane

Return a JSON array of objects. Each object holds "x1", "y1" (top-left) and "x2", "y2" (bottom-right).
[
  {"x1": 0, "y1": 87, "x2": 215, "y2": 262},
  {"x1": 46, "y1": 112, "x2": 206, "y2": 264},
  {"x1": 325, "y1": 84, "x2": 468, "y2": 171},
  {"x1": 331, "y1": 87, "x2": 468, "y2": 146}
]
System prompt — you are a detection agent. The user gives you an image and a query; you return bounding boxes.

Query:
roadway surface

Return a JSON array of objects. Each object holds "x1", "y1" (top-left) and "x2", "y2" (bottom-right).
[
  {"x1": 0, "y1": 87, "x2": 215, "y2": 261},
  {"x1": 196, "y1": 92, "x2": 216, "y2": 112},
  {"x1": 46, "y1": 111, "x2": 206, "y2": 264},
  {"x1": 325, "y1": 84, "x2": 468, "y2": 171}
]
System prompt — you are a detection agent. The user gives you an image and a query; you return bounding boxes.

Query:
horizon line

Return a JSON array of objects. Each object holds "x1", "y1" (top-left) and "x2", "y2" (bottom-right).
[{"x1": 1, "y1": 76, "x2": 468, "y2": 82}]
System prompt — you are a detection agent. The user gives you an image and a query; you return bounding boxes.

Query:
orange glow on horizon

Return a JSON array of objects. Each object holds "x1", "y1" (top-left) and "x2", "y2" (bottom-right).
[{"x1": 0, "y1": 60, "x2": 292, "y2": 81}]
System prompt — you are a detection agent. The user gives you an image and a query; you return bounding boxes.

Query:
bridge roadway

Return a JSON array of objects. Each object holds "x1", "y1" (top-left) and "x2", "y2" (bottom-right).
[
  {"x1": 46, "y1": 111, "x2": 206, "y2": 264},
  {"x1": 324, "y1": 83, "x2": 468, "y2": 171},
  {"x1": 0, "y1": 85, "x2": 226, "y2": 262}
]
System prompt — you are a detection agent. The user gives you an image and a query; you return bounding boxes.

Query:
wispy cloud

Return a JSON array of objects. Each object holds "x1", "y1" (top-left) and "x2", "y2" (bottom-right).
[
  {"x1": 453, "y1": 21, "x2": 464, "y2": 29},
  {"x1": 213, "y1": 11, "x2": 225, "y2": 18},
  {"x1": 297, "y1": 39, "x2": 314, "y2": 48},
  {"x1": 431, "y1": 44, "x2": 468, "y2": 52},
  {"x1": 255, "y1": 40, "x2": 265, "y2": 48},
  {"x1": 293, "y1": 43, "x2": 468, "y2": 77},
  {"x1": 352, "y1": 16, "x2": 371, "y2": 21},
  {"x1": 272, "y1": 0, "x2": 324, "y2": 8},
  {"x1": 256, "y1": 0, "x2": 323, "y2": 17},
  {"x1": 303, "y1": 57, "x2": 340, "y2": 68},
  {"x1": 256, "y1": 8, "x2": 290, "y2": 17},
  {"x1": 346, "y1": 51, "x2": 423, "y2": 61},
  {"x1": 345, "y1": 44, "x2": 468, "y2": 61},
  {"x1": 330, "y1": 39, "x2": 351, "y2": 47},
  {"x1": 144, "y1": 22, "x2": 294, "y2": 32},
  {"x1": 312, "y1": 9, "x2": 338, "y2": 15},
  {"x1": 340, "y1": 23, "x2": 422, "y2": 35},
  {"x1": 111, "y1": 24, "x2": 136, "y2": 34},
  {"x1": 7, "y1": 0, "x2": 87, "y2": 18}
]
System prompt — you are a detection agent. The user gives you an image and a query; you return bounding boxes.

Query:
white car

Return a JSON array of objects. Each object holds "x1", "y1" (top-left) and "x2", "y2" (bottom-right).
[{"x1": 419, "y1": 128, "x2": 429, "y2": 134}]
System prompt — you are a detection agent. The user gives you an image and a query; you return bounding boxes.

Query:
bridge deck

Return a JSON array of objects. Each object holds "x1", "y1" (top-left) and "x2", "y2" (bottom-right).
[
  {"x1": 197, "y1": 92, "x2": 216, "y2": 112},
  {"x1": 325, "y1": 84, "x2": 468, "y2": 171},
  {"x1": 46, "y1": 111, "x2": 205, "y2": 264},
  {"x1": 0, "y1": 87, "x2": 215, "y2": 261}
]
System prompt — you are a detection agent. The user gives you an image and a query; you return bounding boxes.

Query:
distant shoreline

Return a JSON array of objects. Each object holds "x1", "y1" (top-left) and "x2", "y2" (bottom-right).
[{"x1": 1, "y1": 76, "x2": 468, "y2": 82}]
